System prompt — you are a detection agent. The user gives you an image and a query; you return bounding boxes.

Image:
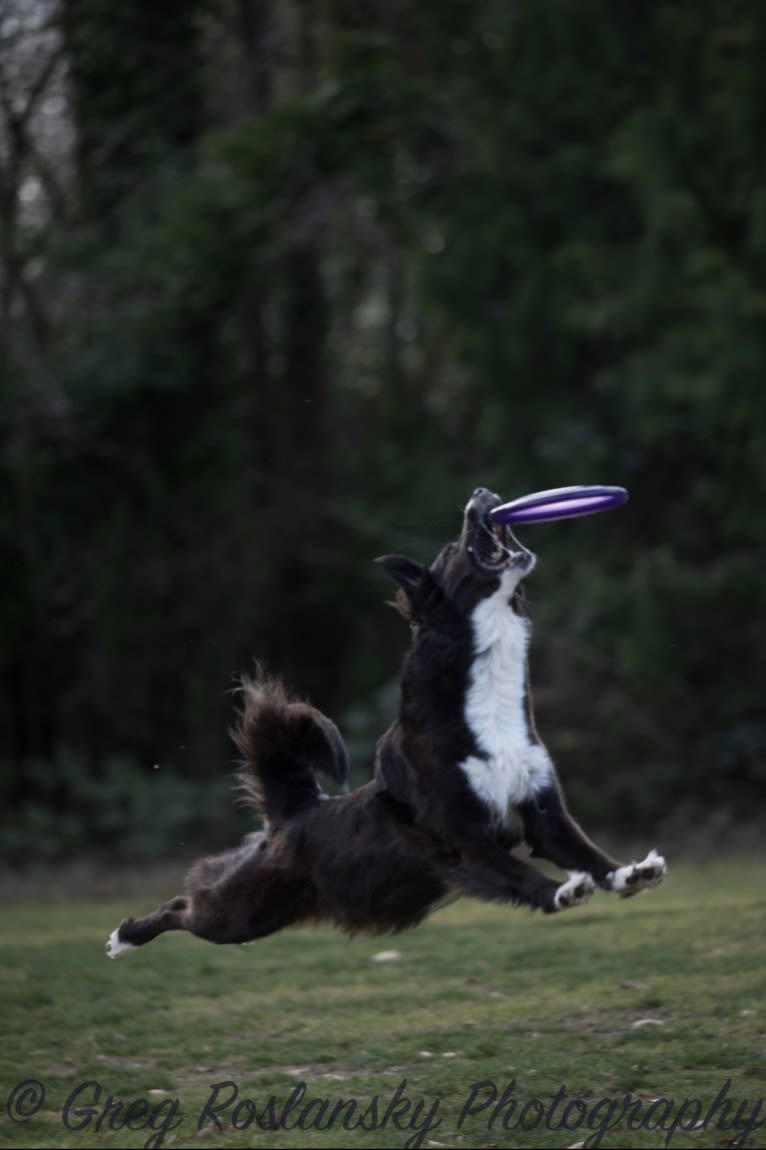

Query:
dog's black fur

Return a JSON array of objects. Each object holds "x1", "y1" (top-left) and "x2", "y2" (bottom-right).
[{"x1": 107, "y1": 488, "x2": 665, "y2": 957}]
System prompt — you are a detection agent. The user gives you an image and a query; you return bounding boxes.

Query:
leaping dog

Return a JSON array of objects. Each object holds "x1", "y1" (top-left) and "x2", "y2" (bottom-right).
[{"x1": 107, "y1": 487, "x2": 665, "y2": 958}]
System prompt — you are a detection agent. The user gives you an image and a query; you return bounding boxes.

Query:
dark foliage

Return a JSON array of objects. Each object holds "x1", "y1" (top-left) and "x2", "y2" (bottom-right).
[{"x1": 1, "y1": 0, "x2": 764, "y2": 861}]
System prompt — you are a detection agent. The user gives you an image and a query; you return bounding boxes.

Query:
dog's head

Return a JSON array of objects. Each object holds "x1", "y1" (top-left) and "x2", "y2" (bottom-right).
[{"x1": 376, "y1": 487, "x2": 536, "y2": 627}]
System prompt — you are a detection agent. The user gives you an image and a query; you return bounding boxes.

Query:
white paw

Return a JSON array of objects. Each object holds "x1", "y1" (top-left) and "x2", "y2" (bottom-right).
[
  {"x1": 106, "y1": 927, "x2": 137, "y2": 959},
  {"x1": 554, "y1": 871, "x2": 595, "y2": 911},
  {"x1": 608, "y1": 849, "x2": 667, "y2": 898}
]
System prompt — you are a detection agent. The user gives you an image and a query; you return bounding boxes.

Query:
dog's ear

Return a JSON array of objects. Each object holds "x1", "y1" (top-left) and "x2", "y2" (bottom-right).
[{"x1": 374, "y1": 555, "x2": 429, "y2": 601}]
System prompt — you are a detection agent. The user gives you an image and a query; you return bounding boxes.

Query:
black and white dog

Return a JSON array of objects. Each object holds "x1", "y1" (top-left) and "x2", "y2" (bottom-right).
[{"x1": 107, "y1": 487, "x2": 665, "y2": 958}]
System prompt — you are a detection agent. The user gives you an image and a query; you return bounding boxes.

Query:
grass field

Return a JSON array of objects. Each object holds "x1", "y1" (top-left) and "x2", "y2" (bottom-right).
[{"x1": 1, "y1": 858, "x2": 765, "y2": 1149}]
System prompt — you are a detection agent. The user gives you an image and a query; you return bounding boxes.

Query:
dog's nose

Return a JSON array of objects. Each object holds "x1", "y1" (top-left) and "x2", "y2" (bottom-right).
[
  {"x1": 466, "y1": 487, "x2": 501, "y2": 519},
  {"x1": 470, "y1": 487, "x2": 501, "y2": 506}
]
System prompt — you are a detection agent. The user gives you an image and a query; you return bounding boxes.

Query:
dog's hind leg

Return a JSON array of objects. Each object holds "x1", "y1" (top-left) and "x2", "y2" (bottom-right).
[
  {"x1": 184, "y1": 865, "x2": 314, "y2": 947},
  {"x1": 107, "y1": 896, "x2": 190, "y2": 958},
  {"x1": 107, "y1": 845, "x2": 316, "y2": 957},
  {"x1": 519, "y1": 785, "x2": 666, "y2": 896}
]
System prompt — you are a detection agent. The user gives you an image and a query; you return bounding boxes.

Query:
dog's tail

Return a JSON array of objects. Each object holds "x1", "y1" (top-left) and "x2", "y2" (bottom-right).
[{"x1": 231, "y1": 670, "x2": 349, "y2": 829}]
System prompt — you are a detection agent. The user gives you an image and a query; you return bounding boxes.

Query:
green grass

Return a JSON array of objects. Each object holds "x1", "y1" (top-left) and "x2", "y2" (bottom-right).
[{"x1": 1, "y1": 860, "x2": 765, "y2": 1149}]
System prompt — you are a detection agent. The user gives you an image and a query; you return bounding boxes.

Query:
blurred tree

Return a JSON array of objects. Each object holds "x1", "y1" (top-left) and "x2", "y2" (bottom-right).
[
  {"x1": 1, "y1": 0, "x2": 765, "y2": 855},
  {"x1": 62, "y1": 0, "x2": 203, "y2": 218}
]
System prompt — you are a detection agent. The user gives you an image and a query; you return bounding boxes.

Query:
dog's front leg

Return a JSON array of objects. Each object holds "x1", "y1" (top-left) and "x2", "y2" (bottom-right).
[
  {"x1": 519, "y1": 784, "x2": 666, "y2": 897},
  {"x1": 440, "y1": 832, "x2": 594, "y2": 914}
]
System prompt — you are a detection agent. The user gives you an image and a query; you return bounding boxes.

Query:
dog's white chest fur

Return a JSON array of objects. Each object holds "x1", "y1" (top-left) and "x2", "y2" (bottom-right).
[{"x1": 460, "y1": 574, "x2": 552, "y2": 826}]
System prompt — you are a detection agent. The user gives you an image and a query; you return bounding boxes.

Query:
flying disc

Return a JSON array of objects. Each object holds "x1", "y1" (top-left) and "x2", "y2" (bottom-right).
[{"x1": 489, "y1": 485, "x2": 628, "y2": 526}]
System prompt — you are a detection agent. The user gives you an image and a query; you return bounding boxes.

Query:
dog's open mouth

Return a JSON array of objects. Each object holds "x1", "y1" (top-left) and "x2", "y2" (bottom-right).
[
  {"x1": 472, "y1": 514, "x2": 516, "y2": 571},
  {"x1": 461, "y1": 489, "x2": 535, "y2": 576}
]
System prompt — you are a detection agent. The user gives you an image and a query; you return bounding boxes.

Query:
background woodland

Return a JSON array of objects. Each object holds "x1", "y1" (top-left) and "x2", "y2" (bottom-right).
[{"x1": 2, "y1": 0, "x2": 764, "y2": 861}]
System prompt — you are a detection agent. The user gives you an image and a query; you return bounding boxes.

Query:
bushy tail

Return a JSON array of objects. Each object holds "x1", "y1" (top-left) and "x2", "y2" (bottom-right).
[{"x1": 231, "y1": 671, "x2": 349, "y2": 829}]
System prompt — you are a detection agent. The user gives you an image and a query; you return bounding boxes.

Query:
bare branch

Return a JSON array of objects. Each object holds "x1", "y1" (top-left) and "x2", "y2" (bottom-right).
[{"x1": 17, "y1": 41, "x2": 66, "y2": 131}]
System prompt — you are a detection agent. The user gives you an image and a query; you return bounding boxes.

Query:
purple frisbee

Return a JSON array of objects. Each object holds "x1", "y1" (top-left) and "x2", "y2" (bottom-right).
[{"x1": 489, "y1": 485, "x2": 628, "y2": 526}]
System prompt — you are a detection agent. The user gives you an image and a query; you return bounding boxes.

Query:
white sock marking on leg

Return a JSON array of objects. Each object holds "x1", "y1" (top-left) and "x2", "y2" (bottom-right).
[
  {"x1": 106, "y1": 927, "x2": 137, "y2": 959},
  {"x1": 608, "y1": 849, "x2": 667, "y2": 896},
  {"x1": 554, "y1": 870, "x2": 595, "y2": 910}
]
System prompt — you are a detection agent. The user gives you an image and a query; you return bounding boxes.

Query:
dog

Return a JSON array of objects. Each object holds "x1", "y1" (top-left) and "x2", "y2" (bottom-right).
[{"x1": 106, "y1": 487, "x2": 665, "y2": 958}]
